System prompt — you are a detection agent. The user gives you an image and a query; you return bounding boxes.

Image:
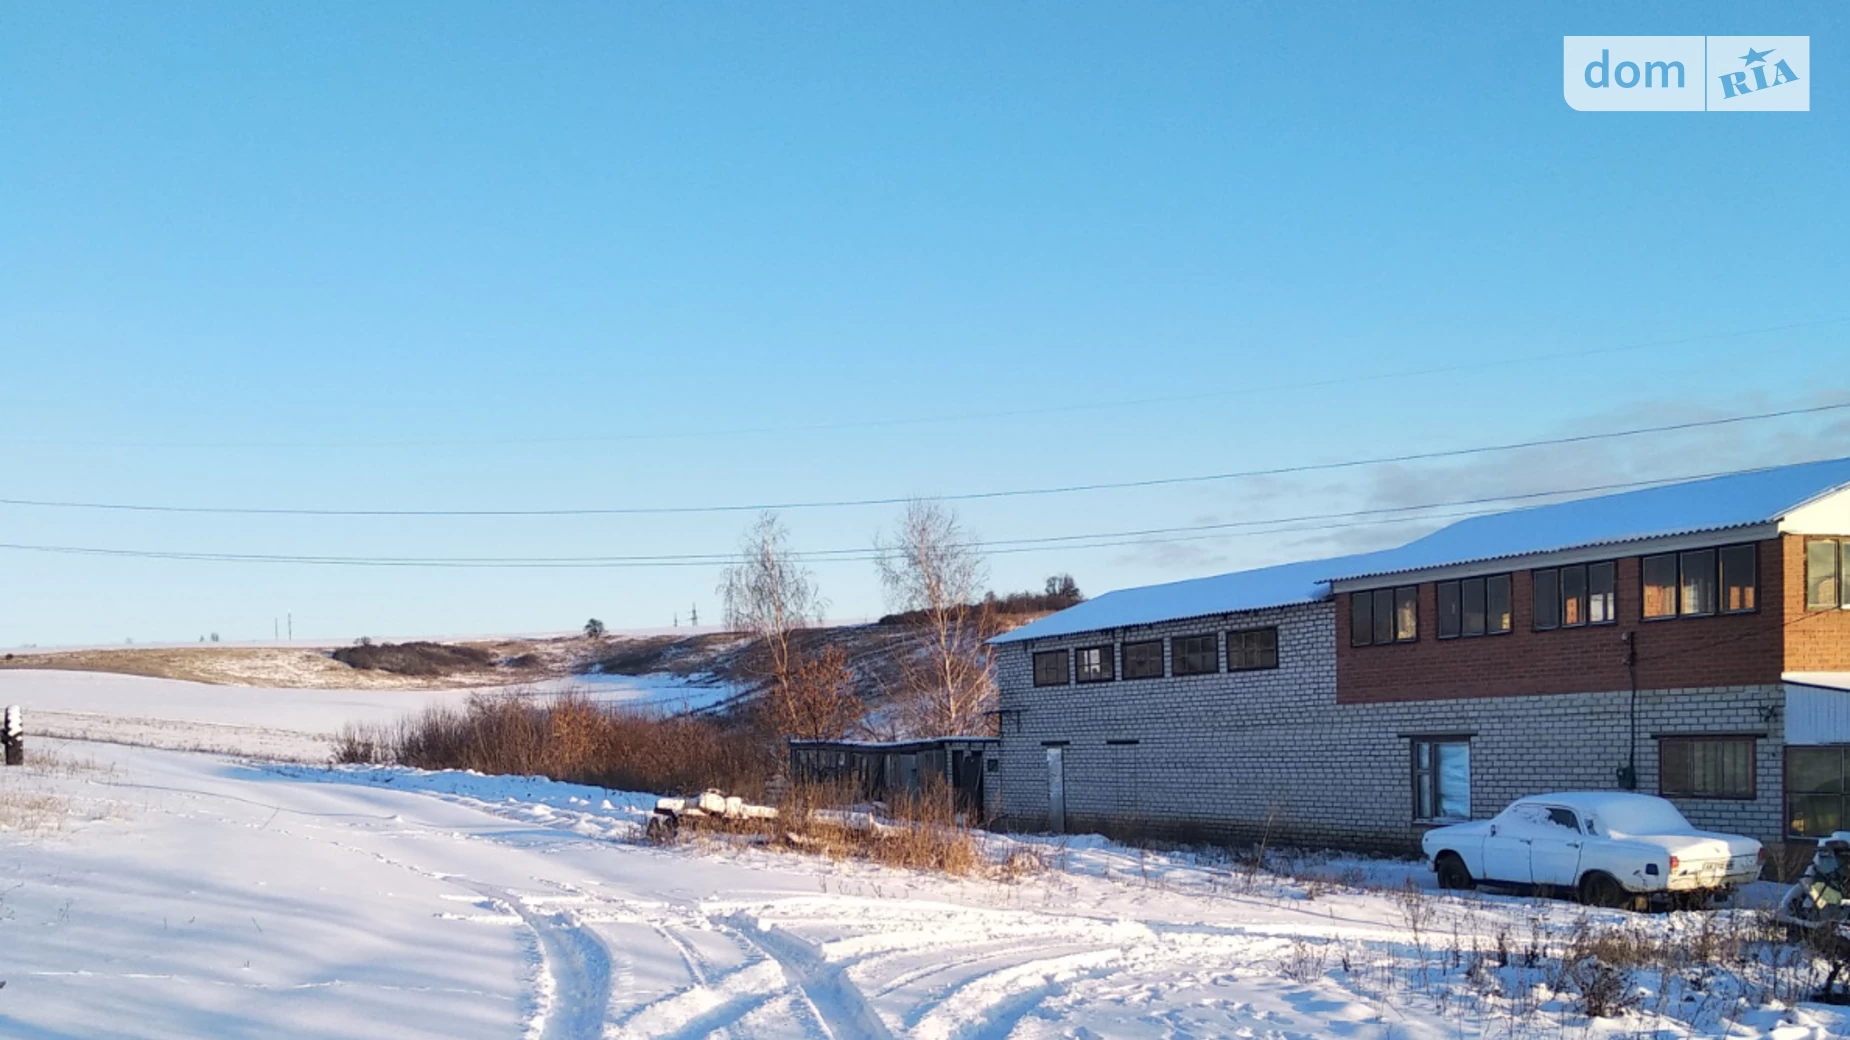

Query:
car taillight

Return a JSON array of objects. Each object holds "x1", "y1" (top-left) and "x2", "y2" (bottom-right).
[{"x1": 1669, "y1": 855, "x2": 1680, "y2": 871}]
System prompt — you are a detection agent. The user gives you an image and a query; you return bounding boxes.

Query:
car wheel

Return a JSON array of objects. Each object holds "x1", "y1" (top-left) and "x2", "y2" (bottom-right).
[
  {"x1": 1435, "y1": 853, "x2": 1474, "y2": 891},
  {"x1": 1579, "y1": 871, "x2": 1628, "y2": 909}
]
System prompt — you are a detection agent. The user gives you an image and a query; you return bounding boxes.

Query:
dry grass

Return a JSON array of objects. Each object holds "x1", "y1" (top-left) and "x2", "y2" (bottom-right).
[
  {"x1": 767, "y1": 781, "x2": 983, "y2": 876},
  {"x1": 337, "y1": 691, "x2": 778, "y2": 797},
  {"x1": 0, "y1": 748, "x2": 111, "y2": 835}
]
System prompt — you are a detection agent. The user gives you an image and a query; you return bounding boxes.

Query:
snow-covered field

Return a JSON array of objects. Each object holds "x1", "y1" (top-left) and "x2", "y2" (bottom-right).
[
  {"x1": 2, "y1": 735, "x2": 1846, "y2": 1039},
  {"x1": 0, "y1": 669, "x2": 740, "y2": 762}
]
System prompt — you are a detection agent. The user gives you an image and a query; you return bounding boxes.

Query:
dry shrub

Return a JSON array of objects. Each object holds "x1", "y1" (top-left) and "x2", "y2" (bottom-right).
[
  {"x1": 339, "y1": 692, "x2": 777, "y2": 797},
  {"x1": 764, "y1": 779, "x2": 983, "y2": 876}
]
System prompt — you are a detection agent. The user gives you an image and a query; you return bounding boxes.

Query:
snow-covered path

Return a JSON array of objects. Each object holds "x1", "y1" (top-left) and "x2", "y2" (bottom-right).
[{"x1": 4, "y1": 742, "x2": 1846, "y2": 1039}]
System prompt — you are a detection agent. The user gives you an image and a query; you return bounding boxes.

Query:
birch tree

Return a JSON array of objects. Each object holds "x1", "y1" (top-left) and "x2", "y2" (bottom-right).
[
  {"x1": 876, "y1": 499, "x2": 995, "y2": 736},
  {"x1": 719, "y1": 512, "x2": 826, "y2": 733}
]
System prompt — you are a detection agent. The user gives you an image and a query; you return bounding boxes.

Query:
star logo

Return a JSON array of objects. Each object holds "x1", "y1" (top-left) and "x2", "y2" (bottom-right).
[{"x1": 1740, "y1": 46, "x2": 1775, "y2": 66}]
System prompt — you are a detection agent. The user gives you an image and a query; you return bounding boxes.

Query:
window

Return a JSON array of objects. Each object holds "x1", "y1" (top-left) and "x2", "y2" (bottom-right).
[
  {"x1": 1438, "y1": 575, "x2": 1510, "y2": 638},
  {"x1": 1544, "y1": 807, "x2": 1582, "y2": 832},
  {"x1": 1680, "y1": 549, "x2": 1717, "y2": 616},
  {"x1": 1808, "y1": 539, "x2": 1849, "y2": 610},
  {"x1": 1659, "y1": 736, "x2": 1755, "y2": 799},
  {"x1": 1788, "y1": 747, "x2": 1849, "y2": 837},
  {"x1": 1173, "y1": 634, "x2": 1219, "y2": 676},
  {"x1": 1352, "y1": 586, "x2": 1418, "y2": 645},
  {"x1": 1413, "y1": 739, "x2": 1470, "y2": 821},
  {"x1": 1643, "y1": 553, "x2": 1678, "y2": 619},
  {"x1": 1534, "y1": 562, "x2": 1616, "y2": 631},
  {"x1": 1588, "y1": 561, "x2": 1615, "y2": 623},
  {"x1": 1720, "y1": 545, "x2": 1757, "y2": 613},
  {"x1": 1228, "y1": 627, "x2": 1278, "y2": 670},
  {"x1": 1122, "y1": 639, "x2": 1164, "y2": 679},
  {"x1": 1075, "y1": 646, "x2": 1113, "y2": 683},
  {"x1": 1032, "y1": 650, "x2": 1069, "y2": 687}
]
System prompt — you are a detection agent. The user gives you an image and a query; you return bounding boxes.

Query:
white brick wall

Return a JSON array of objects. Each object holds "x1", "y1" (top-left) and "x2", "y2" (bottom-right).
[{"x1": 994, "y1": 602, "x2": 1786, "y2": 853}]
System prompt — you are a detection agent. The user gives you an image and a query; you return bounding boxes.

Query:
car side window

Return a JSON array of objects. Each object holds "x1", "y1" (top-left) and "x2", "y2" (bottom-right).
[{"x1": 1544, "y1": 807, "x2": 1581, "y2": 833}]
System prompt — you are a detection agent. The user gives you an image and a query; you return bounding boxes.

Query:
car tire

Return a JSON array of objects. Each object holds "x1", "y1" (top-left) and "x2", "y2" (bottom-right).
[
  {"x1": 1435, "y1": 853, "x2": 1475, "y2": 891},
  {"x1": 1579, "y1": 871, "x2": 1628, "y2": 909}
]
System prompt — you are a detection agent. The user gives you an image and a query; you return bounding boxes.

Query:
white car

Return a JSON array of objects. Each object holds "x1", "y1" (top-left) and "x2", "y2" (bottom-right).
[{"x1": 1421, "y1": 792, "x2": 1764, "y2": 908}]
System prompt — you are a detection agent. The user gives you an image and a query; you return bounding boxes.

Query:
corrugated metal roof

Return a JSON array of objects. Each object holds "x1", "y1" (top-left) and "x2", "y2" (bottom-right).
[{"x1": 990, "y1": 457, "x2": 1850, "y2": 645}]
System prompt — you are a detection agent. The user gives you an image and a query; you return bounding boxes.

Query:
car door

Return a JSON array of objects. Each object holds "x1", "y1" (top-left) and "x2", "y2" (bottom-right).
[
  {"x1": 1480, "y1": 804, "x2": 1538, "y2": 884},
  {"x1": 1528, "y1": 806, "x2": 1586, "y2": 888}
]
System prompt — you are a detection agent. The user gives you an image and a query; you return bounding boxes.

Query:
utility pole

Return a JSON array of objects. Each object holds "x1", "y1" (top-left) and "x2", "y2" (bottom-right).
[
  {"x1": 287, "y1": 613, "x2": 293, "y2": 641},
  {"x1": 690, "y1": 603, "x2": 699, "y2": 626},
  {"x1": 273, "y1": 618, "x2": 279, "y2": 640}
]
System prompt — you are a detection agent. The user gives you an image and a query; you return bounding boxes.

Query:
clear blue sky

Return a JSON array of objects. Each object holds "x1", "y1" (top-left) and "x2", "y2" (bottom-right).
[{"x1": 3, "y1": 1, "x2": 1846, "y2": 646}]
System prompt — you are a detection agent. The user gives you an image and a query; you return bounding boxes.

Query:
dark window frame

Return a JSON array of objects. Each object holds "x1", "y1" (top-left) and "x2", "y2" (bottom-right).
[
  {"x1": 1410, "y1": 736, "x2": 1471, "y2": 823},
  {"x1": 1806, "y1": 538, "x2": 1848, "y2": 611},
  {"x1": 1658, "y1": 734, "x2": 1757, "y2": 800},
  {"x1": 1533, "y1": 561, "x2": 1618, "y2": 632},
  {"x1": 1121, "y1": 639, "x2": 1164, "y2": 680},
  {"x1": 1073, "y1": 645, "x2": 1114, "y2": 684},
  {"x1": 1642, "y1": 543, "x2": 1761, "y2": 621},
  {"x1": 1031, "y1": 649, "x2": 1070, "y2": 687},
  {"x1": 1350, "y1": 586, "x2": 1420, "y2": 646},
  {"x1": 1172, "y1": 633, "x2": 1220, "y2": 676},
  {"x1": 1787, "y1": 745, "x2": 1850, "y2": 838},
  {"x1": 1437, "y1": 574, "x2": 1512, "y2": 639},
  {"x1": 1227, "y1": 626, "x2": 1279, "y2": 671}
]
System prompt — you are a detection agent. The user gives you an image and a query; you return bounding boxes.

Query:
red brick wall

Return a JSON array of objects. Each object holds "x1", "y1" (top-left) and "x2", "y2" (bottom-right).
[
  {"x1": 1336, "y1": 539, "x2": 1785, "y2": 704},
  {"x1": 1785, "y1": 534, "x2": 1850, "y2": 671}
]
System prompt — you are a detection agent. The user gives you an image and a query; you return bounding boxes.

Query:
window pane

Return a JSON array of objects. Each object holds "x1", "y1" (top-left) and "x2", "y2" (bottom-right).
[
  {"x1": 1532, "y1": 568, "x2": 1560, "y2": 630},
  {"x1": 1436, "y1": 743, "x2": 1470, "y2": 819},
  {"x1": 1643, "y1": 554, "x2": 1678, "y2": 618},
  {"x1": 1660, "y1": 739, "x2": 1691, "y2": 794},
  {"x1": 1790, "y1": 795, "x2": 1845, "y2": 838},
  {"x1": 1123, "y1": 640, "x2": 1163, "y2": 679},
  {"x1": 1395, "y1": 587, "x2": 1418, "y2": 642},
  {"x1": 1560, "y1": 565, "x2": 1587, "y2": 626},
  {"x1": 1680, "y1": 549, "x2": 1717, "y2": 616},
  {"x1": 1486, "y1": 574, "x2": 1511, "y2": 633},
  {"x1": 1718, "y1": 545, "x2": 1756, "y2": 613},
  {"x1": 1175, "y1": 634, "x2": 1217, "y2": 675},
  {"x1": 1844, "y1": 542, "x2": 1850, "y2": 608},
  {"x1": 1588, "y1": 562, "x2": 1616, "y2": 623},
  {"x1": 1373, "y1": 589, "x2": 1395, "y2": 645},
  {"x1": 1238, "y1": 627, "x2": 1278, "y2": 670},
  {"x1": 1809, "y1": 540, "x2": 1842, "y2": 609},
  {"x1": 1462, "y1": 578, "x2": 1486, "y2": 636},
  {"x1": 1351, "y1": 592, "x2": 1373, "y2": 647},
  {"x1": 1033, "y1": 651, "x2": 1068, "y2": 686},
  {"x1": 1076, "y1": 646, "x2": 1112, "y2": 683},
  {"x1": 1437, "y1": 581, "x2": 1461, "y2": 638},
  {"x1": 1789, "y1": 747, "x2": 1846, "y2": 794}
]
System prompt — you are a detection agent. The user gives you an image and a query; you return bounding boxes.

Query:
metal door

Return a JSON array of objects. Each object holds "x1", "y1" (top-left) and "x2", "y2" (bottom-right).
[
  {"x1": 1529, "y1": 806, "x2": 1586, "y2": 888},
  {"x1": 1045, "y1": 746, "x2": 1066, "y2": 833}
]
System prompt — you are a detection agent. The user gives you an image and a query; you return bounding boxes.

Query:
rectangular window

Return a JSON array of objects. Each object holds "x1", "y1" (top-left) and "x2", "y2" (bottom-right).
[
  {"x1": 1074, "y1": 646, "x2": 1113, "y2": 683},
  {"x1": 1413, "y1": 739, "x2": 1470, "y2": 821},
  {"x1": 1788, "y1": 747, "x2": 1848, "y2": 837},
  {"x1": 1437, "y1": 581, "x2": 1461, "y2": 638},
  {"x1": 1659, "y1": 736, "x2": 1755, "y2": 799},
  {"x1": 1229, "y1": 627, "x2": 1279, "y2": 670},
  {"x1": 1588, "y1": 561, "x2": 1616, "y2": 624},
  {"x1": 1461, "y1": 577, "x2": 1485, "y2": 636},
  {"x1": 1394, "y1": 586, "x2": 1418, "y2": 641},
  {"x1": 1352, "y1": 587, "x2": 1419, "y2": 645},
  {"x1": 1680, "y1": 549, "x2": 1717, "y2": 616},
  {"x1": 1121, "y1": 639, "x2": 1164, "y2": 679},
  {"x1": 1720, "y1": 544, "x2": 1757, "y2": 613},
  {"x1": 1485, "y1": 574, "x2": 1512, "y2": 634},
  {"x1": 1372, "y1": 588, "x2": 1395, "y2": 645},
  {"x1": 1173, "y1": 634, "x2": 1218, "y2": 676},
  {"x1": 1561, "y1": 565, "x2": 1588, "y2": 627},
  {"x1": 1532, "y1": 568, "x2": 1560, "y2": 630},
  {"x1": 1032, "y1": 650, "x2": 1069, "y2": 687},
  {"x1": 1808, "y1": 539, "x2": 1844, "y2": 610},
  {"x1": 1643, "y1": 553, "x2": 1678, "y2": 619}
]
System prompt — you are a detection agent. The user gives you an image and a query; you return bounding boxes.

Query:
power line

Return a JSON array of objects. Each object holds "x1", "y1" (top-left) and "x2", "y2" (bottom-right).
[
  {"x1": 6, "y1": 316, "x2": 1842, "y2": 450},
  {"x1": 0, "y1": 464, "x2": 1793, "y2": 569},
  {"x1": 1, "y1": 400, "x2": 1845, "y2": 518}
]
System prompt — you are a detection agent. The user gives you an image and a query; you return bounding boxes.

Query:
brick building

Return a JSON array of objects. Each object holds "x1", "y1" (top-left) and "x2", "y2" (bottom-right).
[{"x1": 989, "y1": 458, "x2": 1850, "y2": 858}]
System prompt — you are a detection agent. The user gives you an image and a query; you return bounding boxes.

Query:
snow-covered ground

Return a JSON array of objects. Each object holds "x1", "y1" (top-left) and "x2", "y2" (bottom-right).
[
  {"x1": 0, "y1": 669, "x2": 740, "y2": 762},
  {"x1": 2, "y1": 737, "x2": 1845, "y2": 1039}
]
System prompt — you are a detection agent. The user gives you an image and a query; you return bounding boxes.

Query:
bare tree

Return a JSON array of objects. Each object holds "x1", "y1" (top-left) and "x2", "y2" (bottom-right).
[
  {"x1": 719, "y1": 512, "x2": 826, "y2": 729},
  {"x1": 876, "y1": 499, "x2": 995, "y2": 736},
  {"x1": 773, "y1": 645, "x2": 866, "y2": 742}
]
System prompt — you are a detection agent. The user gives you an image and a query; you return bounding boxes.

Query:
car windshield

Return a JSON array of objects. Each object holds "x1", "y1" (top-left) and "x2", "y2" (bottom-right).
[{"x1": 1587, "y1": 798, "x2": 1692, "y2": 836}]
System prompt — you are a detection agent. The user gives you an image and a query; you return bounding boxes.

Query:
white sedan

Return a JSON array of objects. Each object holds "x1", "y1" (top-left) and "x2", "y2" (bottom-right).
[{"x1": 1421, "y1": 792, "x2": 1764, "y2": 907}]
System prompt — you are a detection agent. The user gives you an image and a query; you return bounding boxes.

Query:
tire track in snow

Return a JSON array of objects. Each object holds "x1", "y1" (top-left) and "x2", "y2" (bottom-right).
[
  {"x1": 467, "y1": 883, "x2": 614, "y2": 1040},
  {"x1": 719, "y1": 912, "x2": 895, "y2": 1040}
]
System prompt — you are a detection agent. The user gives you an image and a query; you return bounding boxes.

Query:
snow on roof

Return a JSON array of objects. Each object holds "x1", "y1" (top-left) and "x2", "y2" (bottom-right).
[
  {"x1": 992, "y1": 457, "x2": 1850, "y2": 645},
  {"x1": 1786, "y1": 672, "x2": 1850, "y2": 693}
]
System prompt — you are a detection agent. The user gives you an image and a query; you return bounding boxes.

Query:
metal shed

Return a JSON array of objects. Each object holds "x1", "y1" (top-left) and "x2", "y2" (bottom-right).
[{"x1": 787, "y1": 737, "x2": 998, "y2": 822}]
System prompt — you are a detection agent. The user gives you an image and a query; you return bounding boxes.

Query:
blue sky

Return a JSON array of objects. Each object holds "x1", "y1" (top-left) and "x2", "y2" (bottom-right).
[{"x1": 2, "y1": 1, "x2": 1846, "y2": 646}]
